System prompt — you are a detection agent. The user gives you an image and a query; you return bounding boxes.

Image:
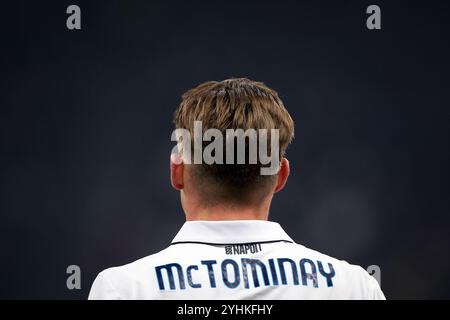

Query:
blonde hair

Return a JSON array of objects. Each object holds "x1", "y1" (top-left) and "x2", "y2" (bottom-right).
[{"x1": 173, "y1": 78, "x2": 294, "y2": 204}]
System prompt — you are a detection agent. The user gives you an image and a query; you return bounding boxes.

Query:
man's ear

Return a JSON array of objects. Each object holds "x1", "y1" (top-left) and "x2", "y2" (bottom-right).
[
  {"x1": 170, "y1": 153, "x2": 184, "y2": 190},
  {"x1": 274, "y1": 158, "x2": 290, "y2": 193}
]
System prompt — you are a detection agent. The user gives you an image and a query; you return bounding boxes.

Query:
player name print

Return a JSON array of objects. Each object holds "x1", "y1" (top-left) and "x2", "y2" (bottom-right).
[{"x1": 155, "y1": 258, "x2": 335, "y2": 290}]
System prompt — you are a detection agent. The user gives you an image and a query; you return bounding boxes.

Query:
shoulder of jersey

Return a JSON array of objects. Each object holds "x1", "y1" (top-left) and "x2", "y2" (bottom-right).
[
  {"x1": 96, "y1": 246, "x2": 172, "y2": 281},
  {"x1": 291, "y1": 243, "x2": 381, "y2": 298},
  {"x1": 93, "y1": 243, "x2": 383, "y2": 299}
]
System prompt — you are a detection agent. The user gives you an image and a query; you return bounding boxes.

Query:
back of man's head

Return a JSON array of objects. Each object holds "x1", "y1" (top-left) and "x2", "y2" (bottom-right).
[{"x1": 173, "y1": 78, "x2": 294, "y2": 207}]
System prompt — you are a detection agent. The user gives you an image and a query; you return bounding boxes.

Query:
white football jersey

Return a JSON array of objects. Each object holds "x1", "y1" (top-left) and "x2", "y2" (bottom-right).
[{"x1": 88, "y1": 220, "x2": 385, "y2": 300}]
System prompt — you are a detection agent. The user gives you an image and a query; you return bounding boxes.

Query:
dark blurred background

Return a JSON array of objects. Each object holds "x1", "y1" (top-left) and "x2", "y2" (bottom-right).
[{"x1": 1, "y1": 0, "x2": 449, "y2": 299}]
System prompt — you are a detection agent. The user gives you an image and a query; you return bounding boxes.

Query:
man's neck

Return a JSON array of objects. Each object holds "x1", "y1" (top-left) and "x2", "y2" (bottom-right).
[{"x1": 185, "y1": 206, "x2": 269, "y2": 221}]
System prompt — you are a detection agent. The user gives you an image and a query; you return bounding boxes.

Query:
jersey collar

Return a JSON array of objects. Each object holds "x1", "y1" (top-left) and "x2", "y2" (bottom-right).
[{"x1": 171, "y1": 220, "x2": 294, "y2": 245}]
